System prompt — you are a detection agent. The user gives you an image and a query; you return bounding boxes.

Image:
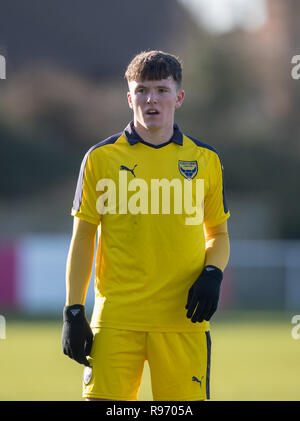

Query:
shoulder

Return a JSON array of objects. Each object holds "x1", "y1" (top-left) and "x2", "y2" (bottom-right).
[
  {"x1": 184, "y1": 134, "x2": 224, "y2": 164},
  {"x1": 80, "y1": 131, "x2": 123, "y2": 165},
  {"x1": 77, "y1": 132, "x2": 123, "y2": 174},
  {"x1": 184, "y1": 134, "x2": 219, "y2": 154},
  {"x1": 87, "y1": 132, "x2": 123, "y2": 156}
]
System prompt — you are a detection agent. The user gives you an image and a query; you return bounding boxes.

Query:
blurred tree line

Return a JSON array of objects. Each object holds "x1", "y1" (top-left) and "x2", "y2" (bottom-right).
[
  {"x1": 178, "y1": 16, "x2": 300, "y2": 239},
  {"x1": 0, "y1": 0, "x2": 299, "y2": 238}
]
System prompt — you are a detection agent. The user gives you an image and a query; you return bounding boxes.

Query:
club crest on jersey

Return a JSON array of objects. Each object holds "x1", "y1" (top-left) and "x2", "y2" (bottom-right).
[
  {"x1": 178, "y1": 160, "x2": 198, "y2": 180},
  {"x1": 83, "y1": 366, "x2": 93, "y2": 385}
]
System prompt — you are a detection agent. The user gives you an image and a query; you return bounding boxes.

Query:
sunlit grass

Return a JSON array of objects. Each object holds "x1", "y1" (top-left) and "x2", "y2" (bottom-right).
[{"x1": 0, "y1": 313, "x2": 298, "y2": 401}]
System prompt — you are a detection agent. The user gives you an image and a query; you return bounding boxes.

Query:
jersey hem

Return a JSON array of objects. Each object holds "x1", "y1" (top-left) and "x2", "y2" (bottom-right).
[
  {"x1": 152, "y1": 394, "x2": 207, "y2": 401},
  {"x1": 90, "y1": 320, "x2": 210, "y2": 332},
  {"x1": 82, "y1": 392, "x2": 137, "y2": 401}
]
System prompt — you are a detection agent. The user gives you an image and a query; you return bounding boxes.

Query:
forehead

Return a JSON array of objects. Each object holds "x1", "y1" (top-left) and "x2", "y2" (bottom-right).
[{"x1": 128, "y1": 76, "x2": 177, "y2": 90}]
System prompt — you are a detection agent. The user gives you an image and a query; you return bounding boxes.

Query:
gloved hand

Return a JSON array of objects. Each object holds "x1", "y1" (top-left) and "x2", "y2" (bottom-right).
[
  {"x1": 62, "y1": 304, "x2": 93, "y2": 366},
  {"x1": 185, "y1": 265, "x2": 223, "y2": 323}
]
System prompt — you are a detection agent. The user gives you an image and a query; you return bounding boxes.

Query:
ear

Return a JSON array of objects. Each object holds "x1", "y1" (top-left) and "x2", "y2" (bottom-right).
[
  {"x1": 175, "y1": 90, "x2": 185, "y2": 110},
  {"x1": 127, "y1": 91, "x2": 133, "y2": 110}
]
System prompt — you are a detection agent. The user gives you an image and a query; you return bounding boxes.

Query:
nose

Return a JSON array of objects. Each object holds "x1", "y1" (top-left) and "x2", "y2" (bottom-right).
[{"x1": 146, "y1": 91, "x2": 158, "y2": 104}]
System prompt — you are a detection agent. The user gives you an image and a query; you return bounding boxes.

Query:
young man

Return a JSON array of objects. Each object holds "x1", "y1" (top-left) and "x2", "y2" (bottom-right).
[{"x1": 62, "y1": 50, "x2": 230, "y2": 401}]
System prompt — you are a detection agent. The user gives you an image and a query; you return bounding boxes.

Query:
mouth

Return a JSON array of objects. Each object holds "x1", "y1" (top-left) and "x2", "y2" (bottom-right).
[{"x1": 145, "y1": 109, "x2": 160, "y2": 116}]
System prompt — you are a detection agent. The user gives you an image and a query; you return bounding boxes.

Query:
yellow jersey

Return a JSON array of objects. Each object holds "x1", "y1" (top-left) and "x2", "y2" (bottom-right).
[{"x1": 71, "y1": 121, "x2": 230, "y2": 332}]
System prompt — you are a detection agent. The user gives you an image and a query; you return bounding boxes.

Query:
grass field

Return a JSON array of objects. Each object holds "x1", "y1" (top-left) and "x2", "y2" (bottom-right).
[{"x1": 0, "y1": 312, "x2": 299, "y2": 401}]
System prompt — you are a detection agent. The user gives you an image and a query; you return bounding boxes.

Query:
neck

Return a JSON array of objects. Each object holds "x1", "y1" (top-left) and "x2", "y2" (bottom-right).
[{"x1": 133, "y1": 120, "x2": 174, "y2": 145}]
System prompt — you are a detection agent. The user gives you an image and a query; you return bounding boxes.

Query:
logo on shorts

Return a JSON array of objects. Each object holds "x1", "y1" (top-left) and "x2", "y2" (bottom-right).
[
  {"x1": 83, "y1": 366, "x2": 93, "y2": 385},
  {"x1": 178, "y1": 161, "x2": 198, "y2": 180},
  {"x1": 192, "y1": 375, "x2": 204, "y2": 387}
]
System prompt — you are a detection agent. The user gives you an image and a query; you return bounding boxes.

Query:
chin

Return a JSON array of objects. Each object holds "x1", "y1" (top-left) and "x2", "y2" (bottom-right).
[
  {"x1": 143, "y1": 120, "x2": 162, "y2": 131},
  {"x1": 145, "y1": 124, "x2": 160, "y2": 131}
]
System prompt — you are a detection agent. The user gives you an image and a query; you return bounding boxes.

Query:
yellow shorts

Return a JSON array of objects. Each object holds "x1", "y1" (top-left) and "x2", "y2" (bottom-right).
[{"x1": 82, "y1": 327, "x2": 211, "y2": 401}]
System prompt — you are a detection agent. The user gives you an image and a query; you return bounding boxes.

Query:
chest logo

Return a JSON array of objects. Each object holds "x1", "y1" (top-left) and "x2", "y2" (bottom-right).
[{"x1": 178, "y1": 160, "x2": 198, "y2": 180}]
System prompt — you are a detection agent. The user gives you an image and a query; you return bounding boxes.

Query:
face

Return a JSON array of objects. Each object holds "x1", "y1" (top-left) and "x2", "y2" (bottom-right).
[{"x1": 127, "y1": 76, "x2": 184, "y2": 131}]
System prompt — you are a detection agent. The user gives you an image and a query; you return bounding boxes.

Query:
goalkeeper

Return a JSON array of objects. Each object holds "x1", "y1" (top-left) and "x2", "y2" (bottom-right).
[{"x1": 62, "y1": 50, "x2": 230, "y2": 401}]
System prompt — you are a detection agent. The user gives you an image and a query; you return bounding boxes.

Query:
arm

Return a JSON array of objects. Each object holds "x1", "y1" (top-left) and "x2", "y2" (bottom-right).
[
  {"x1": 65, "y1": 216, "x2": 98, "y2": 305},
  {"x1": 62, "y1": 216, "x2": 98, "y2": 366},
  {"x1": 204, "y1": 220, "x2": 230, "y2": 271},
  {"x1": 185, "y1": 220, "x2": 230, "y2": 323}
]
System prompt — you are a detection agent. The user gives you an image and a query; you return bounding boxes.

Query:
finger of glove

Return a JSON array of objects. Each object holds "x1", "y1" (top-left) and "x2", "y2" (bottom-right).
[
  {"x1": 62, "y1": 329, "x2": 71, "y2": 356},
  {"x1": 186, "y1": 295, "x2": 198, "y2": 318},
  {"x1": 205, "y1": 303, "x2": 218, "y2": 321},
  {"x1": 75, "y1": 354, "x2": 90, "y2": 367},
  {"x1": 84, "y1": 332, "x2": 94, "y2": 357},
  {"x1": 66, "y1": 336, "x2": 87, "y2": 359},
  {"x1": 62, "y1": 344, "x2": 72, "y2": 359},
  {"x1": 185, "y1": 288, "x2": 194, "y2": 310},
  {"x1": 192, "y1": 301, "x2": 210, "y2": 323},
  {"x1": 191, "y1": 303, "x2": 203, "y2": 323},
  {"x1": 63, "y1": 344, "x2": 74, "y2": 360},
  {"x1": 62, "y1": 325, "x2": 89, "y2": 365},
  {"x1": 71, "y1": 345, "x2": 90, "y2": 366},
  {"x1": 83, "y1": 357, "x2": 90, "y2": 367},
  {"x1": 62, "y1": 338, "x2": 75, "y2": 359}
]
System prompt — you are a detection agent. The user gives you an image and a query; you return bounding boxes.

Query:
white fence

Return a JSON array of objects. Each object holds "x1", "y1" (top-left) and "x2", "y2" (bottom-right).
[
  {"x1": 0, "y1": 236, "x2": 299, "y2": 314},
  {"x1": 224, "y1": 240, "x2": 300, "y2": 312}
]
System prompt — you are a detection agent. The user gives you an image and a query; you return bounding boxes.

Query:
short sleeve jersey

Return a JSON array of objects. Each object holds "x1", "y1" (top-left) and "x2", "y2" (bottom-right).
[{"x1": 71, "y1": 121, "x2": 230, "y2": 332}]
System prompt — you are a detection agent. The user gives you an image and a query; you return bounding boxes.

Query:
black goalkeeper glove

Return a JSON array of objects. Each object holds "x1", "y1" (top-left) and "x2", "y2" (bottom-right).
[
  {"x1": 62, "y1": 304, "x2": 93, "y2": 366},
  {"x1": 185, "y1": 265, "x2": 223, "y2": 323}
]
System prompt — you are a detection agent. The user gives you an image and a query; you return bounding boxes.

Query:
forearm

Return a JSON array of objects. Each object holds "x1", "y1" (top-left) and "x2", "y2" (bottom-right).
[
  {"x1": 65, "y1": 217, "x2": 97, "y2": 305},
  {"x1": 204, "y1": 221, "x2": 230, "y2": 271}
]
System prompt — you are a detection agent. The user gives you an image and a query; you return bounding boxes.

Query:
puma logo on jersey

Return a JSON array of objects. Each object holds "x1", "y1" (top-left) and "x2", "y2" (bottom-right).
[{"x1": 120, "y1": 164, "x2": 138, "y2": 177}]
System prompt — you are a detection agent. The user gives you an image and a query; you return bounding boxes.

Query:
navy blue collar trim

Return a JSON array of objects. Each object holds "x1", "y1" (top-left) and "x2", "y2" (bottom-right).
[{"x1": 124, "y1": 121, "x2": 183, "y2": 146}]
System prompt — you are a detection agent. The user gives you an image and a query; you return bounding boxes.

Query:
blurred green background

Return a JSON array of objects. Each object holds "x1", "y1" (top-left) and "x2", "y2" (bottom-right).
[{"x1": 1, "y1": 0, "x2": 300, "y2": 401}]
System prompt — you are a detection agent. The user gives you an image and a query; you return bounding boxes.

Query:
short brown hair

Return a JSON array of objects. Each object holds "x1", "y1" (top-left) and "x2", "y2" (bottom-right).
[{"x1": 125, "y1": 50, "x2": 182, "y2": 88}]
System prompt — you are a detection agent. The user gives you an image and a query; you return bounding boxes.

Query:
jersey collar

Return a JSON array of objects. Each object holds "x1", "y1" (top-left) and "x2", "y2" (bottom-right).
[{"x1": 124, "y1": 121, "x2": 183, "y2": 146}]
